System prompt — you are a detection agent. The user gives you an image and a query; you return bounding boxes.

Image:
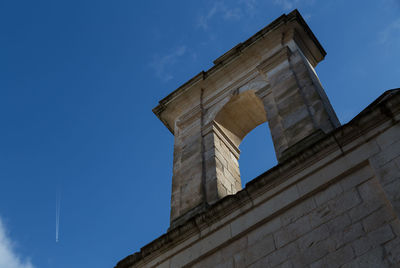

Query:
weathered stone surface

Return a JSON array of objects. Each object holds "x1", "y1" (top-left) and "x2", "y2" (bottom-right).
[
  {"x1": 280, "y1": 197, "x2": 316, "y2": 226},
  {"x1": 116, "y1": 89, "x2": 400, "y2": 268},
  {"x1": 274, "y1": 216, "x2": 313, "y2": 248},
  {"x1": 362, "y1": 205, "x2": 396, "y2": 232},
  {"x1": 352, "y1": 224, "x2": 394, "y2": 256},
  {"x1": 152, "y1": 9, "x2": 341, "y2": 225},
  {"x1": 116, "y1": 9, "x2": 400, "y2": 268},
  {"x1": 244, "y1": 234, "x2": 275, "y2": 266}
]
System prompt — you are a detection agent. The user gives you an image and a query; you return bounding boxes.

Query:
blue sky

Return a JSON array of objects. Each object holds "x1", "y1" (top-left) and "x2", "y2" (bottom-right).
[{"x1": 0, "y1": 0, "x2": 399, "y2": 267}]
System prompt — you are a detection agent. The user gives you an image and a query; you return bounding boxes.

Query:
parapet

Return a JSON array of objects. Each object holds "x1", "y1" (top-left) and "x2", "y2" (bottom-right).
[{"x1": 117, "y1": 88, "x2": 400, "y2": 267}]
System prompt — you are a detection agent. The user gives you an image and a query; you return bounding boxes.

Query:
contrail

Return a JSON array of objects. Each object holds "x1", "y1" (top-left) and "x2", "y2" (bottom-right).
[{"x1": 56, "y1": 188, "x2": 61, "y2": 243}]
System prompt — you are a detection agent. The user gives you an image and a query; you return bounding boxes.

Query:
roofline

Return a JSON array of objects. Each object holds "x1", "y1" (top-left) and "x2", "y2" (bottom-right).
[
  {"x1": 152, "y1": 9, "x2": 326, "y2": 132},
  {"x1": 118, "y1": 89, "x2": 400, "y2": 268}
]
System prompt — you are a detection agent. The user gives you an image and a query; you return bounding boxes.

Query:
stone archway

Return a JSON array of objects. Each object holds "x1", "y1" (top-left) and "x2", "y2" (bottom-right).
[
  {"x1": 215, "y1": 90, "x2": 267, "y2": 148},
  {"x1": 153, "y1": 16, "x2": 341, "y2": 226},
  {"x1": 202, "y1": 90, "x2": 268, "y2": 205}
]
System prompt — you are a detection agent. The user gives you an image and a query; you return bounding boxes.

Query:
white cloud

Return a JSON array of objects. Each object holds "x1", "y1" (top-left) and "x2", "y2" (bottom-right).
[
  {"x1": 273, "y1": 0, "x2": 315, "y2": 11},
  {"x1": 196, "y1": 0, "x2": 315, "y2": 31},
  {"x1": 379, "y1": 18, "x2": 400, "y2": 44},
  {"x1": 197, "y1": 3, "x2": 219, "y2": 30},
  {"x1": 223, "y1": 8, "x2": 242, "y2": 20},
  {"x1": 274, "y1": 0, "x2": 296, "y2": 10},
  {"x1": 197, "y1": 1, "x2": 243, "y2": 30},
  {"x1": 0, "y1": 218, "x2": 34, "y2": 268},
  {"x1": 238, "y1": 0, "x2": 257, "y2": 13},
  {"x1": 381, "y1": 0, "x2": 400, "y2": 11},
  {"x1": 302, "y1": 12, "x2": 312, "y2": 21},
  {"x1": 149, "y1": 46, "x2": 187, "y2": 82}
]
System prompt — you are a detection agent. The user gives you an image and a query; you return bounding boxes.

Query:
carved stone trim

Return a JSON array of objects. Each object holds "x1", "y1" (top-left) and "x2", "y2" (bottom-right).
[
  {"x1": 202, "y1": 121, "x2": 241, "y2": 159},
  {"x1": 116, "y1": 89, "x2": 400, "y2": 268},
  {"x1": 257, "y1": 46, "x2": 291, "y2": 74},
  {"x1": 213, "y1": 122, "x2": 241, "y2": 159}
]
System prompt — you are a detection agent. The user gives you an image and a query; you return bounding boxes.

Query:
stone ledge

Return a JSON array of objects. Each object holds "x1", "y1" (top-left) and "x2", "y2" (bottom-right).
[
  {"x1": 115, "y1": 89, "x2": 400, "y2": 268},
  {"x1": 152, "y1": 9, "x2": 325, "y2": 135}
]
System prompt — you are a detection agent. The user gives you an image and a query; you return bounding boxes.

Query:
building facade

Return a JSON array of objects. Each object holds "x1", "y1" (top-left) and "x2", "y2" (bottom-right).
[{"x1": 116, "y1": 10, "x2": 400, "y2": 268}]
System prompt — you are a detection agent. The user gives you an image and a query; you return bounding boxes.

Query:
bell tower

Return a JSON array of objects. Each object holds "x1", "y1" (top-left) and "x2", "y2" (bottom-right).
[{"x1": 153, "y1": 10, "x2": 340, "y2": 227}]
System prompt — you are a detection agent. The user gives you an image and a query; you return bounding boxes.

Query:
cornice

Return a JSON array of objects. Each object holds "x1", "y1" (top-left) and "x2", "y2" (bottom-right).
[{"x1": 152, "y1": 9, "x2": 326, "y2": 134}]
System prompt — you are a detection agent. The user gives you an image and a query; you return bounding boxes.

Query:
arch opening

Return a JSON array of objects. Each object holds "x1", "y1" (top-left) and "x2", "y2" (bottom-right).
[
  {"x1": 214, "y1": 90, "x2": 267, "y2": 147},
  {"x1": 239, "y1": 122, "x2": 277, "y2": 186},
  {"x1": 212, "y1": 90, "x2": 276, "y2": 194}
]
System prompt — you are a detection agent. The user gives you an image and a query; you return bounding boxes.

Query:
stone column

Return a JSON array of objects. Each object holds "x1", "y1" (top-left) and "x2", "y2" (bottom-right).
[
  {"x1": 170, "y1": 113, "x2": 204, "y2": 224},
  {"x1": 203, "y1": 123, "x2": 241, "y2": 204},
  {"x1": 170, "y1": 109, "x2": 244, "y2": 226},
  {"x1": 258, "y1": 44, "x2": 340, "y2": 161}
]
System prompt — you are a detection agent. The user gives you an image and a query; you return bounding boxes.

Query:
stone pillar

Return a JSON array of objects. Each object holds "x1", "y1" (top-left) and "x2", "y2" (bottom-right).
[
  {"x1": 170, "y1": 113, "x2": 204, "y2": 223},
  {"x1": 203, "y1": 123, "x2": 241, "y2": 203},
  {"x1": 258, "y1": 44, "x2": 340, "y2": 160}
]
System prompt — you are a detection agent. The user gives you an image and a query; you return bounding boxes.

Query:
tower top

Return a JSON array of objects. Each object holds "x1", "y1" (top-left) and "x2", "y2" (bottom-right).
[
  {"x1": 153, "y1": 9, "x2": 339, "y2": 227},
  {"x1": 153, "y1": 9, "x2": 326, "y2": 135}
]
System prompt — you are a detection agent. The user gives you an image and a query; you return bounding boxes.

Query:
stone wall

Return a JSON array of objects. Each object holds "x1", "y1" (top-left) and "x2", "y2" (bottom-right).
[
  {"x1": 191, "y1": 166, "x2": 399, "y2": 268},
  {"x1": 116, "y1": 89, "x2": 400, "y2": 268},
  {"x1": 117, "y1": 10, "x2": 400, "y2": 268}
]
